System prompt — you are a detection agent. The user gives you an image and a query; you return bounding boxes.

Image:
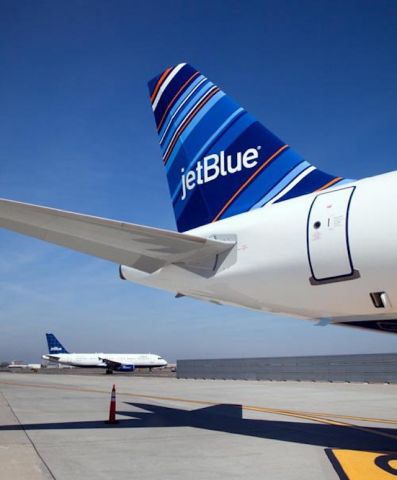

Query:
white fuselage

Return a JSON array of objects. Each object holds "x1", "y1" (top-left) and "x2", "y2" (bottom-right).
[
  {"x1": 121, "y1": 171, "x2": 397, "y2": 324},
  {"x1": 42, "y1": 353, "x2": 167, "y2": 368}
]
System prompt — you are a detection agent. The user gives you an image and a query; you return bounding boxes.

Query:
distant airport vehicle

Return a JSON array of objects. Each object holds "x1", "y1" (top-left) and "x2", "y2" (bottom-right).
[
  {"x1": 8, "y1": 361, "x2": 41, "y2": 371},
  {"x1": 42, "y1": 333, "x2": 167, "y2": 374},
  {"x1": 0, "y1": 63, "x2": 396, "y2": 334}
]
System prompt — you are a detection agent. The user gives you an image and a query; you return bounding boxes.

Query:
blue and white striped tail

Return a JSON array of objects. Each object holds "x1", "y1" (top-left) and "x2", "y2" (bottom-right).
[{"x1": 148, "y1": 63, "x2": 345, "y2": 232}]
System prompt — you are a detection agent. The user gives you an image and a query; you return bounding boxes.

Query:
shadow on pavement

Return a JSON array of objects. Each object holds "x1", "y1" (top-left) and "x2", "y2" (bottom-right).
[{"x1": 1, "y1": 401, "x2": 396, "y2": 451}]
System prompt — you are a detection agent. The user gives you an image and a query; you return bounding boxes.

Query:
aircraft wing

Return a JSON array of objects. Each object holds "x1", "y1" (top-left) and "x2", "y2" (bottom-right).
[
  {"x1": 99, "y1": 357, "x2": 137, "y2": 372},
  {"x1": 99, "y1": 357, "x2": 123, "y2": 369},
  {"x1": 0, "y1": 199, "x2": 234, "y2": 273}
]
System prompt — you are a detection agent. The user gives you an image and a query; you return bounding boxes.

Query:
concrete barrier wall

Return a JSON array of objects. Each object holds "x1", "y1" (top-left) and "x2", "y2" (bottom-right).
[{"x1": 176, "y1": 353, "x2": 397, "y2": 383}]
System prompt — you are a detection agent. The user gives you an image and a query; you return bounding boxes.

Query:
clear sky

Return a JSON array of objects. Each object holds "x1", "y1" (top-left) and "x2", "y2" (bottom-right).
[{"x1": 1, "y1": 0, "x2": 396, "y2": 362}]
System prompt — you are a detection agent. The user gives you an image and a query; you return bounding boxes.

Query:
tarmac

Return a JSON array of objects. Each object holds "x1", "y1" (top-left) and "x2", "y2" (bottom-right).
[{"x1": 0, "y1": 372, "x2": 396, "y2": 480}]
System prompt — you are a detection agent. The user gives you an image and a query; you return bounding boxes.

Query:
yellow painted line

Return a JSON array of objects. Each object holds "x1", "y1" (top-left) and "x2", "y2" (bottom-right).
[
  {"x1": 244, "y1": 405, "x2": 397, "y2": 442},
  {"x1": 5, "y1": 379, "x2": 397, "y2": 476},
  {"x1": 244, "y1": 405, "x2": 347, "y2": 426},
  {"x1": 0, "y1": 379, "x2": 396, "y2": 441},
  {"x1": 1, "y1": 378, "x2": 395, "y2": 425},
  {"x1": 279, "y1": 410, "x2": 397, "y2": 426},
  {"x1": 327, "y1": 449, "x2": 397, "y2": 479},
  {"x1": 0, "y1": 378, "x2": 394, "y2": 423}
]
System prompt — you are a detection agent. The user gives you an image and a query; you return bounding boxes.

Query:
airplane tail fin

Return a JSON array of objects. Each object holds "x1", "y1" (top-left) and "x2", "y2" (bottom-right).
[
  {"x1": 46, "y1": 333, "x2": 69, "y2": 354},
  {"x1": 148, "y1": 63, "x2": 345, "y2": 232}
]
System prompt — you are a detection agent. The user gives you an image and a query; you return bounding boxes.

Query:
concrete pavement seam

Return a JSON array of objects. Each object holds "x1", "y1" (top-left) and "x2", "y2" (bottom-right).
[{"x1": 0, "y1": 391, "x2": 56, "y2": 480}]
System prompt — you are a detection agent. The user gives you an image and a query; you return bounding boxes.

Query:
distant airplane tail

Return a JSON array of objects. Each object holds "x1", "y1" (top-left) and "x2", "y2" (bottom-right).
[
  {"x1": 148, "y1": 63, "x2": 346, "y2": 232},
  {"x1": 46, "y1": 333, "x2": 69, "y2": 354}
]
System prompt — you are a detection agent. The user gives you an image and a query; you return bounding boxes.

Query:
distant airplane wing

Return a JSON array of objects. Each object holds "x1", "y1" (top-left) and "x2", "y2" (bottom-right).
[
  {"x1": 0, "y1": 199, "x2": 234, "y2": 273},
  {"x1": 99, "y1": 357, "x2": 135, "y2": 372},
  {"x1": 99, "y1": 358, "x2": 123, "y2": 369}
]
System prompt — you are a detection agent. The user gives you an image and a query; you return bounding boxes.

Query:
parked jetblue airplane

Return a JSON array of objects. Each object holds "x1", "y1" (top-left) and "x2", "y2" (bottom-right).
[
  {"x1": 0, "y1": 63, "x2": 396, "y2": 334},
  {"x1": 42, "y1": 333, "x2": 167, "y2": 374}
]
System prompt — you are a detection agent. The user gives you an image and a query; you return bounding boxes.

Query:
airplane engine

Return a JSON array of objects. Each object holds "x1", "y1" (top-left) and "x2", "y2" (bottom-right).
[{"x1": 116, "y1": 364, "x2": 135, "y2": 372}]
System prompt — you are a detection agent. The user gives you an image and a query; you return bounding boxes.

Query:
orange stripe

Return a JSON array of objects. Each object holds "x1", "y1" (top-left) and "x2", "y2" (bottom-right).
[
  {"x1": 150, "y1": 67, "x2": 172, "y2": 103},
  {"x1": 163, "y1": 87, "x2": 219, "y2": 164},
  {"x1": 157, "y1": 72, "x2": 200, "y2": 132},
  {"x1": 212, "y1": 145, "x2": 289, "y2": 222},
  {"x1": 163, "y1": 87, "x2": 220, "y2": 164},
  {"x1": 316, "y1": 176, "x2": 342, "y2": 191}
]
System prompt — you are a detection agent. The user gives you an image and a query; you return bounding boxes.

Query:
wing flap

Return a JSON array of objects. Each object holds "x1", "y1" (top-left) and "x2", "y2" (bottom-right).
[{"x1": 0, "y1": 199, "x2": 234, "y2": 272}]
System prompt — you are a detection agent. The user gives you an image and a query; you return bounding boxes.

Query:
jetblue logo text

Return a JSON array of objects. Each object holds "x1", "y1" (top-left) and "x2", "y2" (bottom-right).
[{"x1": 181, "y1": 147, "x2": 260, "y2": 200}]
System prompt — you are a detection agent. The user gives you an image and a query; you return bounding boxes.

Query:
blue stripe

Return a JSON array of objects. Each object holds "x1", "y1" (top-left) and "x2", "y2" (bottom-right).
[
  {"x1": 167, "y1": 108, "x2": 247, "y2": 197},
  {"x1": 170, "y1": 99, "x2": 242, "y2": 170},
  {"x1": 330, "y1": 178, "x2": 353, "y2": 187},
  {"x1": 166, "y1": 96, "x2": 242, "y2": 173},
  {"x1": 175, "y1": 188, "x2": 211, "y2": 232},
  {"x1": 275, "y1": 169, "x2": 336, "y2": 203},
  {"x1": 210, "y1": 120, "x2": 282, "y2": 167},
  {"x1": 167, "y1": 102, "x2": 244, "y2": 194},
  {"x1": 154, "y1": 65, "x2": 197, "y2": 126},
  {"x1": 161, "y1": 80, "x2": 213, "y2": 152},
  {"x1": 173, "y1": 122, "x2": 284, "y2": 217},
  {"x1": 169, "y1": 112, "x2": 256, "y2": 202},
  {"x1": 165, "y1": 91, "x2": 225, "y2": 166},
  {"x1": 161, "y1": 79, "x2": 212, "y2": 152},
  {"x1": 249, "y1": 159, "x2": 310, "y2": 209},
  {"x1": 158, "y1": 74, "x2": 205, "y2": 139},
  {"x1": 218, "y1": 149, "x2": 304, "y2": 219},
  {"x1": 170, "y1": 108, "x2": 245, "y2": 202}
]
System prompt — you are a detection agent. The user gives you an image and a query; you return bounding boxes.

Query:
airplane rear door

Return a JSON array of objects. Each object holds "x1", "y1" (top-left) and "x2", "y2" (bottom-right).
[{"x1": 307, "y1": 186, "x2": 359, "y2": 284}]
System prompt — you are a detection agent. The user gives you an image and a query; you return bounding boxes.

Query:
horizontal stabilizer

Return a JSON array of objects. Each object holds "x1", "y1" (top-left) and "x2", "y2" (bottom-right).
[
  {"x1": 44, "y1": 355, "x2": 61, "y2": 362},
  {"x1": 0, "y1": 199, "x2": 233, "y2": 273}
]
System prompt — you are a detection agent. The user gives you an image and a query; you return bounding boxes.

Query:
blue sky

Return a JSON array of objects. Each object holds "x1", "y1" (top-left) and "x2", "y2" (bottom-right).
[{"x1": 1, "y1": 0, "x2": 396, "y2": 362}]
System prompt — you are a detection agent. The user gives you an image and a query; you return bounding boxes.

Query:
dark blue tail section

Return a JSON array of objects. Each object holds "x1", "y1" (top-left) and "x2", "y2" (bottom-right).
[
  {"x1": 46, "y1": 333, "x2": 69, "y2": 354},
  {"x1": 148, "y1": 63, "x2": 346, "y2": 232}
]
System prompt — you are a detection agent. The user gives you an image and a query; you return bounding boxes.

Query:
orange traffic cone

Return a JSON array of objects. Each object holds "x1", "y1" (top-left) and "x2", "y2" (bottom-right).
[{"x1": 105, "y1": 384, "x2": 119, "y2": 424}]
